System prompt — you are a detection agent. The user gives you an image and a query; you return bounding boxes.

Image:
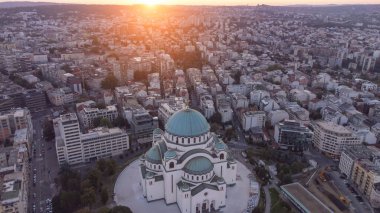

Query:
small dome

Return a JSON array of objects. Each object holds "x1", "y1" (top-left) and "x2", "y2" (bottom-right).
[
  {"x1": 184, "y1": 156, "x2": 213, "y2": 175},
  {"x1": 164, "y1": 150, "x2": 177, "y2": 160},
  {"x1": 165, "y1": 108, "x2": 210, "y2": 137},
  {"x1": 146, "y1": 146, "x2": 161, "y2": 164}
]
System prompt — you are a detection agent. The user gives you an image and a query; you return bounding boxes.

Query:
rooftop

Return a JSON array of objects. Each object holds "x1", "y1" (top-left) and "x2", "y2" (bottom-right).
[{"x1": 281, "y1": 182, "x2": 333, "y2": 213}]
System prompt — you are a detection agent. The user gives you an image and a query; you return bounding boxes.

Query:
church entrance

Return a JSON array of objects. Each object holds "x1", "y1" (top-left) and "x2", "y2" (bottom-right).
[
  {"x1": 210, "y1": 200, "x2": 215, "y2": 211},
  {"x1": 202, "y1": 200, "x2": 209, "y2": 212},
  {"x1": 196, "y1": 204, "x2": 200, "y2": 213}
]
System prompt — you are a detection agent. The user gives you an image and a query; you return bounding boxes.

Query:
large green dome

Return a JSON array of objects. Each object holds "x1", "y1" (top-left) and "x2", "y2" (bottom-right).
[
  {"x1": 165, "y1": 108, "x2": 210, "y2": 137},
  {"x1": 184, "y1": 156, "x2": 214, "y2": 175}
]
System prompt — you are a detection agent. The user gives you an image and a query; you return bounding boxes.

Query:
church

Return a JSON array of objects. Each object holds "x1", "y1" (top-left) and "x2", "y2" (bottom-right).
[{"x1": 140, "y1": 108, "x2": 237, "y2": 213}]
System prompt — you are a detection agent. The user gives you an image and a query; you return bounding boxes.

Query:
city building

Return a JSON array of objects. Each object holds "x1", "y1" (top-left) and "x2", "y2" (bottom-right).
[
  {"x1": 281, "y1": 182, "x2": 333, "y2": 213},
  {"x1": 55, "y1": 113, "x2": 129, "y2": 165},
  {"x1": 312, "y1": 121, "x2": 361, "y2": 158},
  {"x1": 240, "y1": 111, "x2": 266, "y2": 132},
  {"x1": 47, "y1": 87, "x2": 75, "y2": 106},
  {"x1": 127, "y1": 106, "x2": 158, "y2": 141},
  {"x1": 158, "y1": 100, "x2": 186, "y2": 124},
  {"x1": 78, "y1": 105, "x2": 118, "y2": 129},
  {"x1": 274, "y1": 120, "x2": 313, "y2": 151},
  {"x1": 139, "y1": 108, "x2": 236, "y2": 213}
]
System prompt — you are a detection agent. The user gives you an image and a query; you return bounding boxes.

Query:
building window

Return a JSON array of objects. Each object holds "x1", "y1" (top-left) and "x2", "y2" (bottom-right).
[
  {"x1": 197, "y1": 176, "x2": 199, "y2": 181},
  {"x1": 169, "y1": 162, "x2": 174, "y2": 169},
  {"x1": 220, "y1": 153, "x2": 224, "y2": 160}
]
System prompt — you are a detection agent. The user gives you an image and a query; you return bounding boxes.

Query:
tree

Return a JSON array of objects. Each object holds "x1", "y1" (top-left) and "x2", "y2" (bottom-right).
[
  {"x1": 106, "y1": 159, "x2": 117, "y2": 176},
  {"x1": 75, "y1": 208, "x2": 91, "y2": 213},
  {"x1": 96, "y1": 159, "x2": 107, "y2": 173},
  {"x1": 209, "y1": 112, "x2": 222, "y2": 124},
  {"x1": 112, "y1": 116, "x2": 126, "y2": 128},
  {"x1": 134, "y1": 71, "x2": 148, "y2": 82},
  {"x1": 61, "y1": 64, "x2": 72, "y2": 73},
  {"x1": 111, "y1": 206, "x2": 133, "y2": 213},
  {"x1": 87, "y1": 169, "x2": 101, "y2": 189},
  {"x1": 99, "y1": 117, "x2": 112, "y2": 128},
  {"x1": 101, "y1": 73, "x2": 118, "y2": 90},
  {"x1": 97, "y1": 207, "x2": 111, "y2": 213},
  {"x1": 233, "y1": 71, "x2": 242, "y2": 84},
  {"x1": 100, "y1": 187, "x2": 109, "y2": 204},
  {"x1": 81, "y1": 187, "x2": 96, "y2": 207},
  {"x1": 43, "y1": 119, "x2": 55, "y2": 141}
]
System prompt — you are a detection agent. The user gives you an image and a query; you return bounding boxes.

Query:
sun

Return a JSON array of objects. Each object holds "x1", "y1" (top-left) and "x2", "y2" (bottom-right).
[{"x1": 138, "y1": 0, "x2": 162, "y2": 6}]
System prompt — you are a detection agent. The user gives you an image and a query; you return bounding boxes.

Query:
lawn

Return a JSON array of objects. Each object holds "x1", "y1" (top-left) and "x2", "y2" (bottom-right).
[{"x1": 269, "y1": 188, "x2": 292, "y2": 213}]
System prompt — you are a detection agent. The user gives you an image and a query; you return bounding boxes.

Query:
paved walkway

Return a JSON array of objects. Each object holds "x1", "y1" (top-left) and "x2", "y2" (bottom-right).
[
  {"x1": 263, "y1": 185, "x2": 271, "y2": 213},
  {"x1": 114, "y1": 160, "x2": 252, "y2": 213}
]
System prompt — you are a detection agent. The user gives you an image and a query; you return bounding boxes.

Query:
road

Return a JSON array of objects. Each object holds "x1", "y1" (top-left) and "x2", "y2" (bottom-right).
[
  {"x1": 329, "y1": 171, "x2": 373, "y2": 213},
  {"x1": 304, "y1": 147, "x2": 373, "y2": 213},
  {"x1": 28, "y1": 110, "x2": 59, "y2": 213}
]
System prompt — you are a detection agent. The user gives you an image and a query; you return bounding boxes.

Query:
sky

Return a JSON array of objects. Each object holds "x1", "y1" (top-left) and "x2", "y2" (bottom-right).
[{"x1": 1, "y1": 0, "x2": 380, "y2": 6}]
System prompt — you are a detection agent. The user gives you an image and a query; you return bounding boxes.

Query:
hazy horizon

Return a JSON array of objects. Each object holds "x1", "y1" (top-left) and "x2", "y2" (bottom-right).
[{"x1": 1, "y1": 0, "x2": 380, "y2": 6}]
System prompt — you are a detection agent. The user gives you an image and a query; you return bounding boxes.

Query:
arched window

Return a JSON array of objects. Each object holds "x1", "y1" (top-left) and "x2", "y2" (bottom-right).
[
  {"x1": 220, "y1": 153, "x2": 225, "y2": 160},
  {"x1": 169, "y1": 162, "x2": 174, "y2": 169},
  {"x1": 197, "y1": 176, "x2": 199, "y2": 181}
]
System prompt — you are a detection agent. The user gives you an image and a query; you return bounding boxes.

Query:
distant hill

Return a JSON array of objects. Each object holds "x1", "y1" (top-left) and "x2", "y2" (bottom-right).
[{"x1": 0, "y1": 1, "x2": 63, "y2": 8}]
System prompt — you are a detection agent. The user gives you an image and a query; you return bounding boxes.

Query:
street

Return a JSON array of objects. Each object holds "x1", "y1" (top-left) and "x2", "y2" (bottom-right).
[{"x1": 28, "y1": 110, "x2": 59, "y2": 213}]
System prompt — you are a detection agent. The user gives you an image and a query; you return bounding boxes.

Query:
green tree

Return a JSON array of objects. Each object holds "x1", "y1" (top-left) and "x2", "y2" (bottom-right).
[
  {"x1": 134, "y1": 71, "x2": 148, "y2": 81},
  {"x1": 87, "y1": 169, "x2": 101, "y2": 189},
  {"x1": 97, "y1": 207, "x2": 111, "y2": 213},
  {"x1": 100, "y1": 187, "x2": 109, "y2": 204},
  {"x1": 112, "y1": 116, "x2": 126, "y2": 128},
  {"x1": 43, "y1": 119, "x2": 55, "y2": 141},
  {"x1": 61, "y1": 64, "x2": 72, "y2": 73},
  {"x1": 106, "y1": 159, "x2": 117, "y2": 176},
  {"x1": 101, "y1": 73, "x2": 118, "y2": 90},
  {"x1": 233, "y1": 71, "x2": 242, "y2": 84},
  {"x1": 81, "y1": 187, "x2": 96, "y2": 207},
  {"x1": 209, "y1": 112, "x2": 222, "y2": 124},
  {"x1": 111, "y1": 206, "x2": 133, "y2": 213},
  {"x1": 75, "y1": 208, "x2": 91, "y2": 213},
  {"x1": 99, "y1": 117, "x2": 112, "y2": 128},
  {"x1": 96, "y1": 159, "x2": 107, "y2": 173},
  {"x1": 59, "y1": 190, "x2": 81, "y2": 212}
]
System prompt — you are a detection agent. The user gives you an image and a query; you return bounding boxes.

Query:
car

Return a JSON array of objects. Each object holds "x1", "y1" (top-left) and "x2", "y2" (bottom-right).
[{"x1": 356, "y1": 196, "x2": 364, "y2": 202}]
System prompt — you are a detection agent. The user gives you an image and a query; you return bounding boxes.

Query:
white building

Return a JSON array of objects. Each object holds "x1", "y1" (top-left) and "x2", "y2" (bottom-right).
[
  {"x1": 78, "y1": 105, "x2": 118, "y2": 129},
  {"x1": 47, "y1": 87, "x2": 75, "y2": 106},
  {"x1": 231, "y1": 93, "x2": 249, "y2": 110},
  {"x1": 312, "y1": 121, "x2": 361, "y2": 158},
  {"x1": 158, "y1": 100, "x2": 186, "y2": 124},
  {"x1": 267, "y1": 110, "x2": 289, "y2": 126},
  {"x1": 241, "y1": 111, "x2": 266, "y2": 132},
  {"x1": 339, "y1": 145, "x2": 380, "y2": 208},
  {"x1": 200, "y1": 95, "x2": 215, "y2": 119},
  {"x1": 138, "y1": 108, "x2": 237, "y2": 213},
  {"x1": 250, "y1": 90, "x2": 270, "y2": 106},
  {"x1": 216, "y1": 95, "x2": 233, "y2": 123},
  {"x1": 361, "y1": 82, "x2": 378, "y2": 92},
  {"x1": 54, "y1": 113, "x2": 129, "y2": 165}
]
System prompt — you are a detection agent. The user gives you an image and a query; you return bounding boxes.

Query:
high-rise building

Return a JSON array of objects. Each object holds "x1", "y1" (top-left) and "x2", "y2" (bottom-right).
[
  {"x1": 312, "y1": 121, "x2": 360, "y2": 158},
  {"x1": 274, "y1": 120, "x2": 313, "y2": 151},
  {"x1": 55, "y1": 113, "x2": 129, "y2": 166}
]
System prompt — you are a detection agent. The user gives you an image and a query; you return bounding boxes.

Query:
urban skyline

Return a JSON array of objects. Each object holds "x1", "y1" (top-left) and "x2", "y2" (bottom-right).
[{"x1": 1, "y1": 0, "x2": 380, "y2": 6}]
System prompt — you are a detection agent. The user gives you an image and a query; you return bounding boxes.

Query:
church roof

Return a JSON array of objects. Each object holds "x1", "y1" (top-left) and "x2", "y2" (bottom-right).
[
  {"x1": 165, "y1": 108, "x2": 210, "y2": 137},
  {"x1": 146, "y1": 146, "x2": 161, "y2": 164},
  {"x1": 184, "y1": 156, "x2": 214, "y2": 175},
  {"x1": 191, "y1": 183, "x2": 219, "y2": 196},
  {"x1": 145, "y1": 141, "x2": 167, "y2": 164}
]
